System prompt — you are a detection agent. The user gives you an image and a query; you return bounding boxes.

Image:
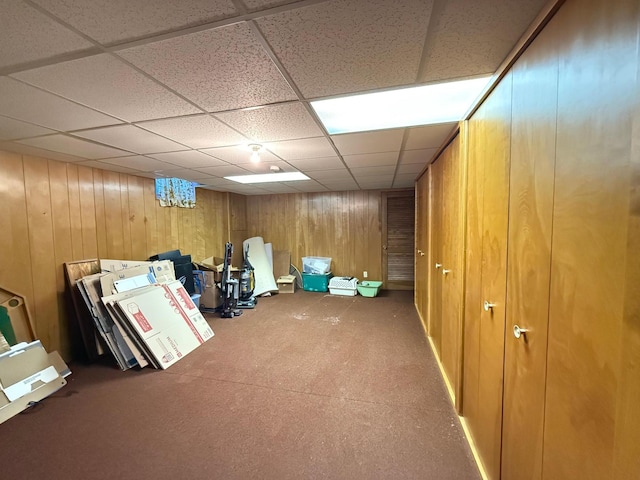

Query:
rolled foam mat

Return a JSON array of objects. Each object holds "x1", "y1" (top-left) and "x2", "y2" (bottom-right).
[{"x1": 243, "y1": 237, "x2": 278, "y2": 296}]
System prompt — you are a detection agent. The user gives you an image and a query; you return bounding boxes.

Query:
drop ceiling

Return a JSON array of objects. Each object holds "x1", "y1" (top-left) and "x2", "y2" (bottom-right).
[{"x1": 0, "y1": 0, "x2": 548, "y2": 195}]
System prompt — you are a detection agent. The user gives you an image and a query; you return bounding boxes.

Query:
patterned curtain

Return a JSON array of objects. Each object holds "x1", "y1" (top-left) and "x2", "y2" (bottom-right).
[{"x1": 155, "y1": 178, "x2": 197, "y2": 208}]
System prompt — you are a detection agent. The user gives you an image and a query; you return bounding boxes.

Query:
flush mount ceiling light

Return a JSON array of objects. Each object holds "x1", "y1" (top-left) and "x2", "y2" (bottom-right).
[
  {"x1": 225, "y1": 172, "x2": 310, "y2": 184},
  {"x1": 248, "y1": 143, "x2": 263, "y2": 163},
  {"x1": 310, "y1": 76, "x2": 492, "y2": 135}
]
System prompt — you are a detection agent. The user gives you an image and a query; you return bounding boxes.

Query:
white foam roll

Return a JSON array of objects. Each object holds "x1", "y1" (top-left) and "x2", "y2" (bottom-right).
[{"x1": 243, "y1": 237, "x2": 278, "y2": 296}]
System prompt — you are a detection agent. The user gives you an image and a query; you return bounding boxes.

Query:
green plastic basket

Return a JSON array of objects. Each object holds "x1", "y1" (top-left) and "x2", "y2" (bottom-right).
[{"x1": 357, "y1": 281, "x2": 382, "y2": 297}]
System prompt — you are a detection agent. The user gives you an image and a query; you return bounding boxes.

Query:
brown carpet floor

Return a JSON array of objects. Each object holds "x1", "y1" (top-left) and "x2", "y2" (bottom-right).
[{"x1": 0, "y1": 290, "x2": 480, "y2": 480}]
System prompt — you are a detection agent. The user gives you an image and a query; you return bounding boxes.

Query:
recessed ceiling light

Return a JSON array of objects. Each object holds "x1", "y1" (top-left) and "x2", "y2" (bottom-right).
[
  {"x1": 310, "y1": 76, "x2": 492, "y2": 135},
  {"x1": 225, "y1": 172, "x2": 310, "y2": 184}
]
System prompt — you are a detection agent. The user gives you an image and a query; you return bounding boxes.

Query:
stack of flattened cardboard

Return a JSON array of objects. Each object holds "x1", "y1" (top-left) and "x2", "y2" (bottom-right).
[{"x1": 67, "y1": 259, "x2": 215, "y2": 370}]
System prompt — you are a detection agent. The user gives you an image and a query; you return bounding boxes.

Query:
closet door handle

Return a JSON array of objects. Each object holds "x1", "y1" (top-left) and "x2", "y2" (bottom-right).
[
  {"x1": 483, "y1": 301, "x2": 496, "y2": 311},
  {"x1": 435, "y1": 263, "x2": 442, "y2": 269},
  {"x1": 513, "y1": 325, "x2": 529, "y2": 339},
  {"x1": 442, "y1": 269, "x2": 451, "y2": 276}
]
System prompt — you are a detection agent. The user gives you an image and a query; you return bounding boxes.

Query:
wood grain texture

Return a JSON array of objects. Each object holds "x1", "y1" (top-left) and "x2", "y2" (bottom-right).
[
  {"x1": 23, "y1": 156, "x2": 59, "y2": 352},
  {"x1": 429, "y1": 159, "x2": 443, "y2": 356},
  {"x1": 439, "y1": 133, "x2": 465, "y2": 412},
  {"x1": 0, "y1": 153, "x2": 234, "y2": 358},
  {"x1": 0, "y1": 151, "x2": 36, "y2": 330},
  {"x1": 543, "y1": 0, "x2": 638, "y2": 478},
  {"x1": 246, "y1": 191, "x2": 382, "y2": 280},
  {"x1": 462, "y1": 73, "x2": 513, "y2": 480},
  {"x1": 613, "y1": 7, "x2": 640, "y2": 476},
  {"x1": 501, "y1": 20, "x2": 558, "y2": 480},
  {"x1": 414, "y1": 173, "x2": 429, "y2": 330}
]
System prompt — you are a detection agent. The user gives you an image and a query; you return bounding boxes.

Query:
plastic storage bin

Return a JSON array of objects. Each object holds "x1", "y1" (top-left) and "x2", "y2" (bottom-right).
[
  {"x1": 357, "y1": 281, "x2": 383, "y2": 297},
  {"x1": 302, "y1": 256, "x2": 332, "y2": 274},
  {"x1": 302, "y1": 272, "x2": 334, "y2": 292},
  {"x1": 328, "y1": 276, "x2": 358, "y2": 296}
]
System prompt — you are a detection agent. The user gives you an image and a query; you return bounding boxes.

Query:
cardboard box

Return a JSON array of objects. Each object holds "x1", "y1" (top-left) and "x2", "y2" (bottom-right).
[
  {"x1": 100, "y1": 259, "x2": 152, "y2": 272},
  {"x1": 277, "y1": 275, "x2": 296, "y2": 294},
  {"x1": 193, "y1": 263, "x2": 222, "y2": 310},
  {"x1": 114, "y1": 281, "x2": 214, "y2": 369},
  {"x1": 0, "y1": 341, "x2": 70, "y2": 425}
]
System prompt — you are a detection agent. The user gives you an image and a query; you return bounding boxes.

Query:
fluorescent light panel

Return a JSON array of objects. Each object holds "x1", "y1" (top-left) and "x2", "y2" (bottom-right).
[
  {"x1": 311, "y1": 76, "x2": 492, "y2": 134},
  {"x1": 225, "y1": 172, "x2": 310, "y2": 184}
]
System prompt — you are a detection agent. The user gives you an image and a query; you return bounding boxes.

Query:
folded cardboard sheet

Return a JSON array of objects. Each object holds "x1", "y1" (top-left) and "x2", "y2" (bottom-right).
[{"x1": 0, "y1": 340, "x2": 70, "y2": 425}]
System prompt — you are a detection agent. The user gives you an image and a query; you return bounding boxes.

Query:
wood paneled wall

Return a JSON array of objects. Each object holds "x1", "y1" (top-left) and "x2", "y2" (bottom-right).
[
  {"x1": 246, "y1": 191, "x2": 382, "y2": 279},
  {"x1": 0, "y1": 151, "x2": 236, "y2": 359}
]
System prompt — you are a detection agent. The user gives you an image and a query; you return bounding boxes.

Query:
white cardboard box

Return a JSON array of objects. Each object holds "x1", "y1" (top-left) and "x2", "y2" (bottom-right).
[
  {"x1": 115, "y1": 281, "x2": 214, "y2": 369},
  {"x1": 0, "y1": 341, "x2": 70, "y2": 424}
]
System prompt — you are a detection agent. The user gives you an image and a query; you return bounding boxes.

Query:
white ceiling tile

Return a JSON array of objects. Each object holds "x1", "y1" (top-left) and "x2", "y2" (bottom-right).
[
  {"x1": 31, "y1": 0, "x2": 239, "y2": 44},
  {"x1": 394, "y1": 172, "x2": 420, "y2": 186},
  {"x1": 260, "y1": 183, "x2": 302, "y2": 193},
  {"x1": 240, "y1": 160, "x2": 295, "y2": 174},
  {"x1": 257, "y1": 0, "x2": 433, "y2": 98},
  {"x1": 100, "y1": 155, "x2": 180, "y2": 172},
  {"x1": 264, "y1": 136, "x2": 335, "y2": 160},
  {"x1": 138, "y1": 115, "x2": 248, "y2": 149},
  {"x1": 0, "y1": 115, "x2": 55, "y2": 140},
  {"x1": 357, "y1": 179, "x2": 393, "y2": 189},
  {"x1": 0, "y1": 140, "x2": 87, "y2": 163},
  {"x1": 286, "y1": 156, "x2": 344, "y2": 171},
  {"x1": 77, "y1": 160, "x2": 144, "y2": 174},
  {"x1": 307, "y1": 168, "x2": 350, "y2": 180},
  {"x1": 331, "y1": 129, "x2": 404, "y2": 155},
  {"x1": 224, "y1": 185, "x2": 271, "y2": 195},
  {"x1": 194, "y1": 165, "x2": 253, "y2": 177},
  {"x1": 199, "y1": 177, "x2": 240, "y2": 188},
  {"x1": 0, "y1": 77, "x2": 120, "y2": 131},
  {"x1": 199, "y1": 145, "x2": 281, "y2": 165},
  {"x1": 216, "y1": 102, "x2": 323, "y2": 142},
  {"x1": 343, "y1": 152, "x2": 399, "y2": 168},
  {"x1": 419, "y1": 0, "x2": 547, "y2": 82},
  {"x1": 350, "y1": 165, "x2": 396, "y2": 177},
  {"x1": 319, "y1": 179, "x2": 359, "y2": 190},
  {"x1": 400, "y1": 148, "x2": 438, "y2": 164},
  {"x1": 241, "y1": 0, "x2": 301, "y2": 12},
  {"x1": 394, "y1": 173, "x2": 419, "y2": 186},
  {"x1": 13, "y1": 54, "x2": 200, "y2": 122},
  {"x1": 149, "y1": 150, "x2": 228, "y2": 168},
  {"x1": 160, "y1": 169, "x2": 219, "y2": 182},
  {"x1": 396, "y1": 162, "x2": 426, "y2": 175},
  {"x1": 404, "y1": 123, "x2": 456, "y2": 150},
  {"x1": 18, "y1": 134, "x2": 128, "y2": 159},
  {"x1": 118, "y1": 23, "x2": 297, "y2": 111},
  {"x1": 74, "y1": 125, "x2": 185, "y2": 154},
  {"x1": 0, "y1": 0, "x2": 93, "y2": 68},
  {"x1": 291, "y1": 183, "x2": 329, "y2": 193}
]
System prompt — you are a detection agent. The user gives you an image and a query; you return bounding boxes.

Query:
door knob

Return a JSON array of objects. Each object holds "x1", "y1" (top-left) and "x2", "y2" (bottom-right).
[
  {"x1": 420, "y1": 251, "x2": 425, "y2": 256},
  {"x1": 417, "y1": 249, "x2": 422, "y2": 254},
  {"x1": 442, "y1": 269, "x2": 451, "y2": 275},
  {"x1": 483, "y1": 301, "x2": 496, "y2": 311},
  {"x1": 435, "y1": 263, "x2": 442, "y2": 269},
  {"x1": 513, "y1": 325, "x2": 529, "y2": 339}
]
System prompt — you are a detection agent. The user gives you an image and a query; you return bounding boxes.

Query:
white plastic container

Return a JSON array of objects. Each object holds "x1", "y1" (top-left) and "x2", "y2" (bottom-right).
[
  {"x1": 328, "y1": 276, "x2": 359, "y2": 296},
  {"x1": 302, "y1": 256, "x2": 332, "y2": 274}
]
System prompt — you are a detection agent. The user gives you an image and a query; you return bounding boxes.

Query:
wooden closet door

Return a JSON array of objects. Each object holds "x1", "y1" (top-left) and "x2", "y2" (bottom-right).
[
  {"x1": 543, "y1": 0, "x2": 638, "y2": 478},
  {"x1": 429, "y1": 159, "x2": 444, "y2": 354},
  {"x1": 501, "y1": 19, "x2": 558, "y2": 480},
  {"x1": 463, "y1": 73, "x2": 513, "y2": 480},
  {"x1": 415, "y1": 173, "x2": 429, "y2": 328},
  {"x1": 440, "y1": 133, "x2": 465, "y2": 410}
]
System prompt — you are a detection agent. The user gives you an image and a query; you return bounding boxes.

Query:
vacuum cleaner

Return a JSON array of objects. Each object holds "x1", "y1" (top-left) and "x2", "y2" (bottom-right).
[{"x1": 219, "y1": 242, "x2": 257, "y2": 318}]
